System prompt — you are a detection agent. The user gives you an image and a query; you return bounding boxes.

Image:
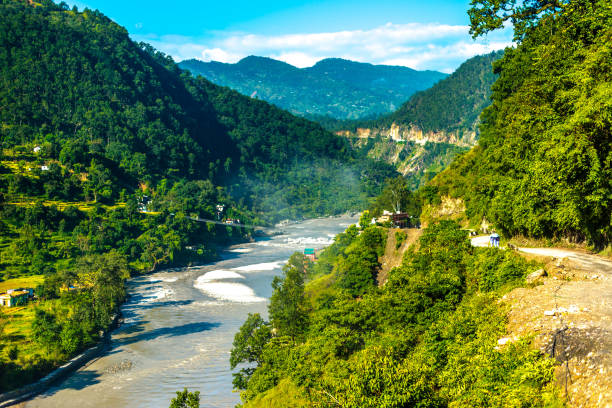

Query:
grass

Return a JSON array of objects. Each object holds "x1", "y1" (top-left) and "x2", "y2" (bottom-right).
[
  {"x1": 5, "y1": 200, "x2": 126, "y2": 211},
  {"x1": 1, "y1": 303, "x2": 38, "y2": 366},
  {"x1": 0, "y1": 275, "x2": 44, "y2": 292}
]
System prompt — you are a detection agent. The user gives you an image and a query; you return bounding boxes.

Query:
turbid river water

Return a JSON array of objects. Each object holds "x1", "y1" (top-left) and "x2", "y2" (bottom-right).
[{"x1": 25, "y1": 215, "x2": 357, "y2": 408}]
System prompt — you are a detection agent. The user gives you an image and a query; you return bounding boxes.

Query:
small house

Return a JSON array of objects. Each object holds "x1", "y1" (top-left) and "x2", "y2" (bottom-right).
[
  {"x1": 0, "y1": 289, "x2": 32, "y2": 307},
  {"x1": 33, "y1": 146, "x2": 42, "y2": 153},
  {"x1": 376, "y1": 210, "x2": 394, "y2": 224}
]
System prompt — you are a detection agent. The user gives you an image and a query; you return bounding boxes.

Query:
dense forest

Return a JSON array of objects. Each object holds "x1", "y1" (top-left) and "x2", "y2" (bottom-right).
[
  {"x1": 429, "y1": 0, "x2": 611, "y2": 248},
  {"x1": 0, "y1": 0, "x2": 395, "y2": 392},
  {"x1": 230, "y1": 221, "x2": 561, "y2": 407},
  {"x1": 0, "y1": 0, "x2": 394, "y2": 221},
  {"x1": 380, "y1": 50, "x2": 503, "y2": 136},
  {"x1": 179, "y1": 57, "x2": 447, "y2": 120},
  {"x1": 324, "y1": 52, "x2": 502, "y2": 192},
  {"x1": 322, "y1": 51, "x2": 502, "y2": 138}
]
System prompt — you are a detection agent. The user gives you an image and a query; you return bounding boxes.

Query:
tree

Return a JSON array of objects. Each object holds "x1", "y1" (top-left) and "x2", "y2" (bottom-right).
[
  {"x1": 377, "y1": 176, "x2": 412, "y2": 214},
  {"x1": 169, "y1": 389, "x2": 200, "y2": 408},
  {"x1": 359, "y1": 210, "x2": 371, "y2": 229},
  {"x1": 230, "y1": 313, "x2": 272, "y2": 390},
  {"x1": 468, "y1": 0, "x2": 566, "y2": 39},
  {"x1": 268, "y1": 253, "x2": 308, "y2": 340},
  {"x1": 77, "y1": 251, "x2": 129, "y2": 327},
  {"x1": 31, "y1": 309, "x2": 62, "y2": 352}
]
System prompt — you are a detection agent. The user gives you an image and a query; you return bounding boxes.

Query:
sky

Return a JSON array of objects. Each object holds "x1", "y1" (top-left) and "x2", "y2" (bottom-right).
[{"x1": 67, "y1": 0, "x2": 513, "y2": 73}]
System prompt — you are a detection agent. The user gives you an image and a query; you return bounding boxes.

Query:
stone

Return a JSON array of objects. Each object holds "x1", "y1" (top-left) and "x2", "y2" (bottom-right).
[{"x1": 526, "y1": 268, "x2": 547, "y2": 283}]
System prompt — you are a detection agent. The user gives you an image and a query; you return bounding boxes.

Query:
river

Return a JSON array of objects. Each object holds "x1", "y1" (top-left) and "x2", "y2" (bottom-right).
[{"x1": 25, "y1": 215, "x2": 357, "y2": 408}]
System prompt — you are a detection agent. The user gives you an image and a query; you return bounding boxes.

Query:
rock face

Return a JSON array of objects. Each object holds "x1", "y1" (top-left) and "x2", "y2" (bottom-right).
[{"x1": 337, "y1": 123, "x2": 477, "y2": 147}]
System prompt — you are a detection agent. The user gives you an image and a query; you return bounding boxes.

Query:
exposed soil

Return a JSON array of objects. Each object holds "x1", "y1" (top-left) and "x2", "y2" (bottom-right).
[
  {"x1": 377, "y1": 228, "x2": 421, "y2": 286},
  {"x1": 472, "y1": 236, "x2": 612, "y2": 407}
]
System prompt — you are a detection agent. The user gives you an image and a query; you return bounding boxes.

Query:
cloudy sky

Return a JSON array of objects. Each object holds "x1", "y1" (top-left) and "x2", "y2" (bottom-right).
[{"x1": 67, "y1": 0, "x2": 513, "y2": 73}]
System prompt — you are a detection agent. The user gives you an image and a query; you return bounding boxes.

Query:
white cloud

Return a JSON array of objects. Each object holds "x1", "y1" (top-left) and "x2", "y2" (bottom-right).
[{"x1": 133, "y1": 22, "x2": 513, "y2": 72}]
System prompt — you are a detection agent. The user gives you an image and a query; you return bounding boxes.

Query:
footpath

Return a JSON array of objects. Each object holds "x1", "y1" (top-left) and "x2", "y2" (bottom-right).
[{"x1": 472, "y1": 236, "x2": 612, "y2": 407}]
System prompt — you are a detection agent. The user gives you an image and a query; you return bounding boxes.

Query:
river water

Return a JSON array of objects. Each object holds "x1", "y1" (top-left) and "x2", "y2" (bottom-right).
[{"x1": 26, "y1": 216, "x2": 357, "y2": 408}]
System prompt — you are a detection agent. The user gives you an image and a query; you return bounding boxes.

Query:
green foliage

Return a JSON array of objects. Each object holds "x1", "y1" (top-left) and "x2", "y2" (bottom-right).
[
  {"x1": 431, "y1": 0, "x2": 612, "y2": 247},
  {"x1": 0, "y1": 0, "x2": 394, "y2": 226},
  {"x1": 269, "y1": 254, "x2": 308, "y2": 340},
  {"x1": 232, "y1": 221, "x2": 561, "y2": 407},
  {"x1": 395, "y1": 230, "x2": 407, "y2": 249},
  {"x1": 336, "y1": 226, "x2": 387, "y2": 296},
  {"x1": 336, "y1": 52, "x2": 502, "y2": 138},
  {"x1": 180, "y1": 56, "x2": 447, "y2": 121},
  {"x1": 383, "y1": 51, "x2": 503, "y2": 135},
  {"x1": 169, "y1": 388, "x2": 200, "y2": 408},
  {"x1": 230, "y1": 314, "x2": 272, "y2": 389}
]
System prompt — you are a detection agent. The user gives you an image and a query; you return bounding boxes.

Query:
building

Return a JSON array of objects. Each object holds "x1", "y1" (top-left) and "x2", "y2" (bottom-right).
[
  {"x1": 0, "y1": 288, "x2": 33, "y2": 307},
  {"x1": 377, "y1": 210, "x2": 393, "y2": 223},
  {"x1": 304, "y1": 248, "x2": 316, "y2": 262},
  {"x1": 391, "y1": 213, "x2": 411, "y2": 228}
]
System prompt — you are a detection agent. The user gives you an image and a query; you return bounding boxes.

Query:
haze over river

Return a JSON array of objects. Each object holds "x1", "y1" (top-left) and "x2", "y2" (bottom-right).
[{"x1": 26, "y1": 215, "x2": 357, "y2": 408}]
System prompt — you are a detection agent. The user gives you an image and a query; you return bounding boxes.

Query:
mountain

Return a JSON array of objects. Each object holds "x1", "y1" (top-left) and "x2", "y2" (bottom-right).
[
  {"x1": 427, "y1": 2, "x2": 611, "y2": 248},
  {"x1": 0, "y1": 0, "x2": 395, "y2": 221},
  {"x1": 332, "y1": 51, "x2": 502, "y2": 188},
  {"x1": 0, "y1": 0, "x2": 397, "y2": 392},
  {"x1": 336, "y1": 51, "x2": 503, "y2": 145},
  {"x1": 179, "y1": 56, "x2": 447, "y2": 120}
]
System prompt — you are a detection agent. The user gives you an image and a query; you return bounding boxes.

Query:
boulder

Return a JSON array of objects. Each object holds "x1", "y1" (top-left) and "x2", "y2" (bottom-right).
[{"x1": 526, "y1": 268, "x2": 547, "y2": 283}]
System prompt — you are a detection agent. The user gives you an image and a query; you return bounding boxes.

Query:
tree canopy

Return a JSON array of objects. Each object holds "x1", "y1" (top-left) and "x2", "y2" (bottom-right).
[{"x1": 429, "y1": 0, "x2": 611, "y2": 247}]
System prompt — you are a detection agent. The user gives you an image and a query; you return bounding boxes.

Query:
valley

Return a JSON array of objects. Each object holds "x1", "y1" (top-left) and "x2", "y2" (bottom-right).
[{"x1": 0, "y1": 0, "x2": 610, "y2": 407}]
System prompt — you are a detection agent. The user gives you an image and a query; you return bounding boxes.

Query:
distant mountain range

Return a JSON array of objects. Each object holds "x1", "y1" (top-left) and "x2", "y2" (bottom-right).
[
  {"x1": 179, "y1": 56, "x2": 448, "y2": 120},
  {"x1": 333, "y1": 51, "x2": 503, "y2": 188}
]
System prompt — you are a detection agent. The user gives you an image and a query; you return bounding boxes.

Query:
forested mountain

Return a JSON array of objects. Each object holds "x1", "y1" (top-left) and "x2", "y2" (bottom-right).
[
  {"x1": 329, "y1": 52, "x2": 501, "y2": 190},
  {"x1": 0, "y1": 0, "x2": 395, "y2": 392},
  {"x1": 179, "y1": 57, "x2": 447, "y2": 120},
  {"x1": 379, "y1": 50, "x2": 503, "y2": 137},
  {"x1": 335, "y1": 51, "x2": 503, "y2": 143},
  {"x1": 428, "y1": 0, "x2": 611, "y2": 248},
  {"x1": 0, "y1": 0, "x2": 394, "y2": 221}
]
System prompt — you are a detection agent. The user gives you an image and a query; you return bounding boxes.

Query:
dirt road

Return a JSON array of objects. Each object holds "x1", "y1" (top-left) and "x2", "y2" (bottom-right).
[{"x1": 471, "y1": 236, "x2": 612, "y2": 407}]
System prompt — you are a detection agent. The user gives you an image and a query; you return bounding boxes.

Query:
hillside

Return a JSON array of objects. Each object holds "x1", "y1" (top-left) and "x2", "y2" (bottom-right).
[
  {"x1": 179, "y1": 56, "x2": 447, "y2": 120},
  {"x1": 336, "y1": 51, "x2": 503, "y2": 144},
  {"x1": 427, "y1": 0, "x2": 611, "y2": 248},
  {"x1": 0, "y1": 0, "x2": 394, "y2": 221},
  {"x1": 227, "y1": 1, "x2": 612, "y2": 406},
  {"x1": 332, "y1": 51, "x2": 501, "y2": 189},
  {"x1": 230, "y1": 222, "x2": 562, "y2": 407},
  {"x1": 0, "y1": 0, "x2": 395, "y2": 393}
]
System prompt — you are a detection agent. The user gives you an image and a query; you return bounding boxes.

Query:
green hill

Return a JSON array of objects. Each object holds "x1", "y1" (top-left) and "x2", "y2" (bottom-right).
[
  {"x1": 381, "y1": 50, "x2": 503, "y2": 137},
  {"x1": 226, "y1": 3, "x2": 611, "y2": 406},
  {"x1": 329, "y1": 52, "x2": 502, "y2": 190},
  {"x1": 0, "y1": 0, "x2": 393, "y2": 221},
  {"x1": 179, "y1": 56, "x2": 447, "y2": 120},
  {"x1": 0, "y1": 0, "x2": 395, "y2": 392},
  {"x1": 428, "y1": 0, "x2": 611, "y2": 248}
]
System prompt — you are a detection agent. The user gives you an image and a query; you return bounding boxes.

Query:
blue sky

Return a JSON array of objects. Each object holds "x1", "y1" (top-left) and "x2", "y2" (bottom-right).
[{"x1": 67, "y1": 0, "x2": 513, "y2": 73}]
